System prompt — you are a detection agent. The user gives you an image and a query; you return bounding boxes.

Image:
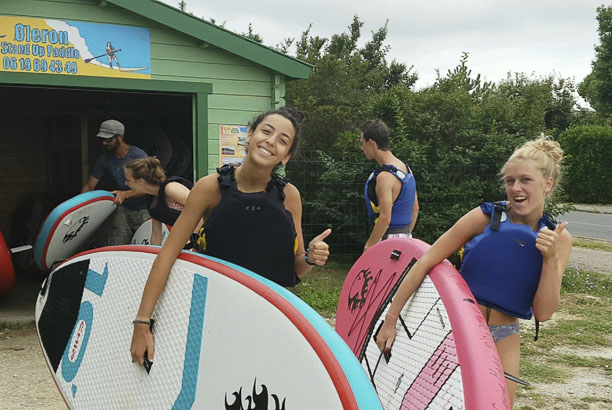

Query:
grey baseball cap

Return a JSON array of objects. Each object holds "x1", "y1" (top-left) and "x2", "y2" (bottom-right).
[{"x1": 96, "y1": 119, "x2": 124, "y2": 139}]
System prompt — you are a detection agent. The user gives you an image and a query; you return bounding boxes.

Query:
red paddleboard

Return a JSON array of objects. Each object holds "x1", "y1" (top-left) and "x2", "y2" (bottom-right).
[{"x1": 0, "y1": 229, "x2": 16, "y2": 293}]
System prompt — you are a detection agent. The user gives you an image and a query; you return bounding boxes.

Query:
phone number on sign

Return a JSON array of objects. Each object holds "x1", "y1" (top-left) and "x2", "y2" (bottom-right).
[{"x1": 2, "y1": 56, "x2": 78, "y2": 74}]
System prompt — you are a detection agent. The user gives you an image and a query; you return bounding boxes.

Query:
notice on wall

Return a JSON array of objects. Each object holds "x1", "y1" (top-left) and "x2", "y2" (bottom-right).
[
  {"x1": 0, "y1": 16, "x2": 151, "y2": 78},
  {"x1": 219, "y1": 125, "x2": 248, "y2": 166}
]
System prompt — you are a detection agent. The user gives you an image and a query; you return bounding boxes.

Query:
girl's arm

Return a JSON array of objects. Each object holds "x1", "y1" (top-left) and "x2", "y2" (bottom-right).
[
  {"x1": 130, "y1": 174, "x2": 220, "y2": 366},
  {"x1": 376, "y1": 207, "x2": 490, "y2": 352},
  {"x1": 532, "y1": 222, "x2": 572, "y2": 321},
  {"x1": 283, "y1": 183, "x2": 331, "y2": 279},
  {"x1": 164, "y1": 181, "x2": 191, "y2": 206},
  {"x1": 165, "y1": 181, "x2": 203, "y2": 234}
]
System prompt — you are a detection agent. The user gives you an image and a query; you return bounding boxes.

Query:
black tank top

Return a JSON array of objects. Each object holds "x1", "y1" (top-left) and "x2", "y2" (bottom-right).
[
  {"x1": 200, "y1": 165, "x2": 299, "y2": 287},
  {"x1": 146, "y1": 177, "x2": 193, "y2": 226}
]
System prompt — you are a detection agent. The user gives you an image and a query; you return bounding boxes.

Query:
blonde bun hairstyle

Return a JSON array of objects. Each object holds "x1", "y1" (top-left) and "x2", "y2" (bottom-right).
[{"x1": 501, "y1": 134, "x2": 564, "y2": 198}]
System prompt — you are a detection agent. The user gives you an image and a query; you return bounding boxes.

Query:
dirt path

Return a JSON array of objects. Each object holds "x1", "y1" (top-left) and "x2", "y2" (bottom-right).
[
  {"x1": 514, "y1": 317, "x2": 612, "y2": 409},
  {"x1": 0, "y1": 325, "x2": 65, "y2": 409},
  {"x1": 2, "y1": 322, "x2": 609, "y2": 409}
]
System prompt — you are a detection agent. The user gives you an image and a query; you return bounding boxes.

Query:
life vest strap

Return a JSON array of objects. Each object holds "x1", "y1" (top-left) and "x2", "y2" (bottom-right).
[{"x1": 491, "y1": 201, "x2": 507, "y2": 231}]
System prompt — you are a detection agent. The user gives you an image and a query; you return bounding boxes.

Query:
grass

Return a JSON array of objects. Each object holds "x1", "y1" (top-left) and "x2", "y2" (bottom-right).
[
  {"x1": 572, "y1": 237, "x2": 612, "y2": 252},
  {"x1": 561, "y1": 266, "x2": 612, "y2": 296},
  {"x1": 290, "y1": 262, "x2": 348, "y2": 318}
]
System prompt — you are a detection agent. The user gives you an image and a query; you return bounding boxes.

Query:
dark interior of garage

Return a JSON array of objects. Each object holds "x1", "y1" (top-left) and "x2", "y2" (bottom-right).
[{"x1": 0, "y1": 85, "x2": 194, "y2": 276}]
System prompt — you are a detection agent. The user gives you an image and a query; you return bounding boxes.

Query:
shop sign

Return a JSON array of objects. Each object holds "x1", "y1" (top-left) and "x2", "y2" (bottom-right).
[{"x1": 1, "y1": 16, "x2": 151, "y2": 79}]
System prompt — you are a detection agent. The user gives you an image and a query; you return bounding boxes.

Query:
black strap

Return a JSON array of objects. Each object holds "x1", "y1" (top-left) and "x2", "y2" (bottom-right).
[
  {"x1": 542, "y1": 214, "x2": 557, "y2": 231},
  {"x1": 534, "y1": 320, "x2": 540, "y2": 341},
  {"x1": 216, "y1": 164, "x2": 235, "y2": 191},
  {"x1": 216, "y1": 165, "x2": 286, "y2": 200},
  {"x1": 267, "y1": 173, "x2": 288, "y2": 201},
  {"x1": 490, "y1": 201, "x2": 507, "y2": 231}
]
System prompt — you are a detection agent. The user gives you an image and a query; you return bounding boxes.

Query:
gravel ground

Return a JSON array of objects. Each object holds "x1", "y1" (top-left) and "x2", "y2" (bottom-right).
[
  {"x1": 568, "y1": 245, "x2": 612, "y2": 275},
  {"x1": 0, "y1": 326, "x2": 65, "y2": 409}
]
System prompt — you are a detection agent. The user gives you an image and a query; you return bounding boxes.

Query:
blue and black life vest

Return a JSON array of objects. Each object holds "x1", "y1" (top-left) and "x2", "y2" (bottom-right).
[
  {"x1": 146, "y1": 177, "x2": 193, "y2": 226},
  {"x1": 196, "y1": 165, "x2": 299, "y2": 287},
  {"x1": 364, "y1": 164, "x2": 416, "y2": 229},
  {"x1": 460, "y1": 201, "x2": 557, "y2": 320}
]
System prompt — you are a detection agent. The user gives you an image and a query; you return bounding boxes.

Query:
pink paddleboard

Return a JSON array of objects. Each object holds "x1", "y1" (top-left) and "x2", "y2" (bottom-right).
[{"x1": 336, "y1": 238, "x2": 510, "y2": 409}]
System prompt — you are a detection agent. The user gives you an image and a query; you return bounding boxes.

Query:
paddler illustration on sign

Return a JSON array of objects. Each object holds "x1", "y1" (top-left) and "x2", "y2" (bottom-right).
[
  {"x1": 83, "y1": 40, "x2": 147, "y2": 72},
  {"x1": 83, "y1": 41, "x2": 122, "y2": 67},
  {"x1": 105, "y1": 41, "x2": 120, "y2": 69}
]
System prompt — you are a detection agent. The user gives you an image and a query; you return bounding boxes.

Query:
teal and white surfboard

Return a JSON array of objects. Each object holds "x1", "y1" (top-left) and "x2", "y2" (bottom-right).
[{"x1": 36, "y1": 246, "x2": 382, "y2": 409}]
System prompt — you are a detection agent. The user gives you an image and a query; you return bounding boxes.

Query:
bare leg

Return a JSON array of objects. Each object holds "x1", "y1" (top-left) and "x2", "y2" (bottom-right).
[{"x1": 496, "y1": 332, "x2": 521, "y2": 407}]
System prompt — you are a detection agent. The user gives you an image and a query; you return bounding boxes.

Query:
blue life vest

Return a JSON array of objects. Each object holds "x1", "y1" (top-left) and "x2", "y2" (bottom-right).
[
  {"x1": 196, "y1": 165, "x2": 299, "y2": 287},
  {"x1": 364, "y1": 164, "x2": 416, "y2": 229},
  {"x1": 460, "y1": 201, "x2": 556, "y2": 319}
]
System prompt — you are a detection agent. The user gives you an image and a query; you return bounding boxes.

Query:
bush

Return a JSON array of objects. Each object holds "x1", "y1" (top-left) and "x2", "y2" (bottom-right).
[{"x1": 559, "y1": 126, "x2": 612, "y2": 203}]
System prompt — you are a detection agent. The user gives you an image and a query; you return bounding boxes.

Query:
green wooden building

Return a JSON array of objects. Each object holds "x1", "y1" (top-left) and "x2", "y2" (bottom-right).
[{"x1": 0, "y1": 0, "x2": 311, "y2": 255}]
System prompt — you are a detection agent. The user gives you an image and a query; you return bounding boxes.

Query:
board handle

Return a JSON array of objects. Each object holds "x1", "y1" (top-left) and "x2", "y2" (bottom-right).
[{"x1": 143, "y1": 319, "x2": 155, "y2": 374}]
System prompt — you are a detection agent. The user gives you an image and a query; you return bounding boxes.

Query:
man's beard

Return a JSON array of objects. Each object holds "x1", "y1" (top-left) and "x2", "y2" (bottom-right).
[{"x1": 104, "y1": 143, "x2": 118, "y2": 153}]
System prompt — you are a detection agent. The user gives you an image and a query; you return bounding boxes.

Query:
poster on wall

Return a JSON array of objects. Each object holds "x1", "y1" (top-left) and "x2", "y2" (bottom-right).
[
  {"x1": 0, "y1": 16, "x2": 151, "y2": 79},
  {"x1": 219, "y1": 124, "x2": 248, "y2": 166}
]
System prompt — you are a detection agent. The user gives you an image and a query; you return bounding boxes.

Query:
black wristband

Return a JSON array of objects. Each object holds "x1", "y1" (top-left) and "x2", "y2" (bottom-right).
[
  {"x1": 305, "y1": 248, "x2": 316, "y2": 266},
  {"x1": 132, "y1": 319, "x2": 151, "y2": 326}
]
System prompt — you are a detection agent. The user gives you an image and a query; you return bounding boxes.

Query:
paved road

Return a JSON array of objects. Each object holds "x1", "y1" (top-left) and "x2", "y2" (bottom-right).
[{"x1": 560, "y1": 211, "x2": 612, "y2": 241}]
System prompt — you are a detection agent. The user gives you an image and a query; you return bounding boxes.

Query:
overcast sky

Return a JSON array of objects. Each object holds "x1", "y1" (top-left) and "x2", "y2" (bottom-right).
[{"x1": 161, "y1": 0, "x2": 608, "y2": 90}]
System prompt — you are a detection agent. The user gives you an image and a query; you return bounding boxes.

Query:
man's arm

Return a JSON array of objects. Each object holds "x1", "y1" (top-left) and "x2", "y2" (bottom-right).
[
  {"x1": 364, "y1": 173, "x2": 395, "y2": 252},
  {"x1": 408, "y1": 192, "x2": 419, "y2": 234},
  {"x1": 81, "y1": 176, "x2": 99, "y2": 193}
]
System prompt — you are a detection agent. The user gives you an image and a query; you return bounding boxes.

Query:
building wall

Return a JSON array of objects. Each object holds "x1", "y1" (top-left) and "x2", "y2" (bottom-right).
[{"x1": 1, "y1": 0, "x2": 287, "y2": 174}]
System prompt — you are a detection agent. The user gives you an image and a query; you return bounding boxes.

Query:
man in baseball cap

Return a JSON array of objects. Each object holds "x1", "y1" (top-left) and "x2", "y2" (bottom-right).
[
  {"x1": 82, "y1": 119, "x2": 149, "y2": 245},
  {"x1": 96, "y1": 119, "x2": 125, "y2": 139}
]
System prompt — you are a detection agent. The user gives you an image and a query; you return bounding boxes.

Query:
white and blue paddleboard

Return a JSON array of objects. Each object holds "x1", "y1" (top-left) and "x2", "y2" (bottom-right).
[
  {"x1": 33, "y1": 191, "x2": 116, "y2": 271},
  {"x1": 131, "y1": 218, "x2": 171, "y2": 245},
  {"x1": 35, "y1": 246, "x2": 382, "y2": 409}
]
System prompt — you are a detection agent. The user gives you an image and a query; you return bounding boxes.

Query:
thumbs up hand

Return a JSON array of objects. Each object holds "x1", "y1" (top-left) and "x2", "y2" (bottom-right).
[
  {"x1": 536, "y1": 221, "x2": 569, "y2": 260},
  {"x1": 306, "y1": 228, "x2": 332, "y2": 266}
]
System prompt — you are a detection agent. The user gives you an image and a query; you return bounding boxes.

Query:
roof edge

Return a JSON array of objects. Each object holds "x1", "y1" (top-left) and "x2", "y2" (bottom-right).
[{"x1": 106, "y1": 0, "x2": 312, "y2": 79}]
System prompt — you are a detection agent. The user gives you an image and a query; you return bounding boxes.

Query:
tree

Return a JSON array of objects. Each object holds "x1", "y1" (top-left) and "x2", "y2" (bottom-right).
[
  {"x1": 242, "y1": 23, "x2": 263, "y2": 44},
  {"x1": 579, "y1": 5, "x2": 612, "y2": 115},
  {"x1": 288, "y1": 53, "x2": 579, "y2": 250},
  {"x1": 285, "y1": 17, "x2": 418, "y2": 150}
]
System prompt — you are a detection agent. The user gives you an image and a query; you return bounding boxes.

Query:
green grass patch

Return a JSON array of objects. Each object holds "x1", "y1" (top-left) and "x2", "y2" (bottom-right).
[
  {"x1": 558, "y1": 354, "x2": 612, "y2": 372},
  {"x1": 520, "y1": 360, "x2": 571, "y2": 384},
  {"x1": 581, "y1": 396, "x2": 612, "y2": 404},
  {"x1": 572, "y1": 238, "x2": 612, "y2": 252},
  {"x1": 521, "y1": 293, "x2": 612, "y2": 348},
  {"x1": 291, "y1": 264, "x2": 348, "y2": 317},
  {"x1": 562, "y1": 267, "x2": 612, "y2": 296},
  {"x1": 515, "y1": 391, "x2": 549, "y2": 410}
]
